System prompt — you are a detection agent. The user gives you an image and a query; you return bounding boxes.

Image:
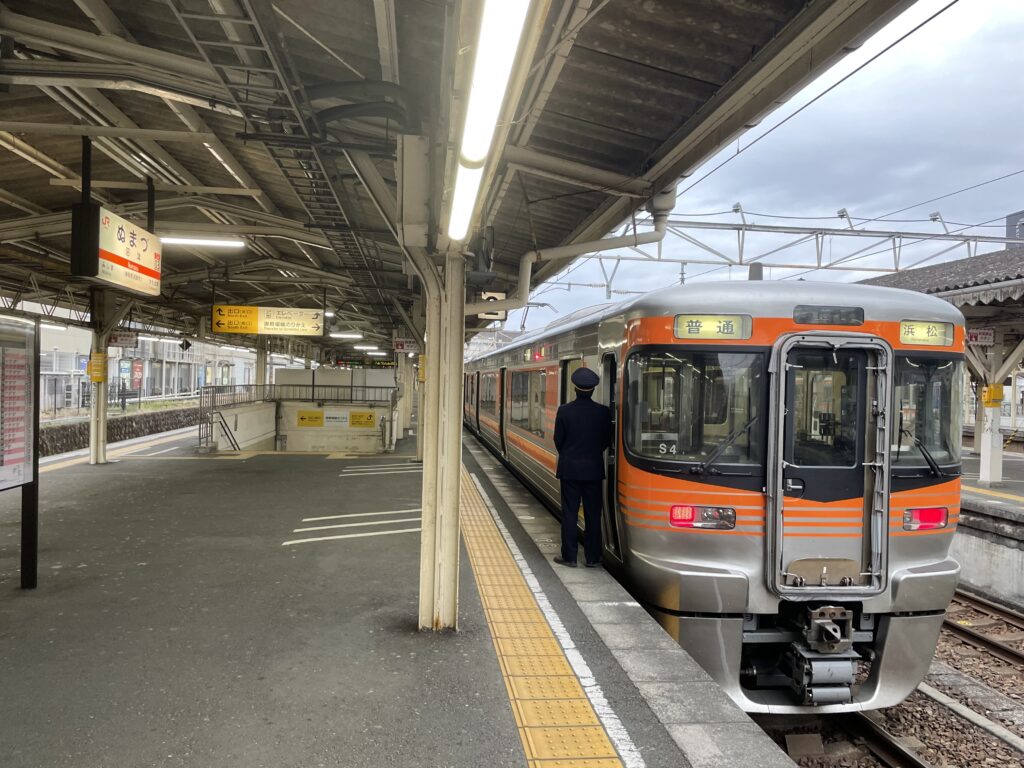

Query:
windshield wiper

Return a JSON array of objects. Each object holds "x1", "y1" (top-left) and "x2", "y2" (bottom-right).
[
  {"x1": 691, "y1": 415, "x2": 759, "y2": 475},
  {"x1": 899, "y1": 428, "x2": 958, "y2": 478}
]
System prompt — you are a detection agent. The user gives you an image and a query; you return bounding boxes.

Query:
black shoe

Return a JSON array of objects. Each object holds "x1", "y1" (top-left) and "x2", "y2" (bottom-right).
[
  {"x1": 584, "y1": 561, "x2": 600, "y2": 568},
  {"x1": 553, "y1": 556, "x2": 577, "y2": 568}
]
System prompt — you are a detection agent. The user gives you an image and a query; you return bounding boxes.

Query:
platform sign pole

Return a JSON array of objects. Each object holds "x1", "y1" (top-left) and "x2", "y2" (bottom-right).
[{"x1": 21, "y1": 319, "x2": 40, "y2": 588}]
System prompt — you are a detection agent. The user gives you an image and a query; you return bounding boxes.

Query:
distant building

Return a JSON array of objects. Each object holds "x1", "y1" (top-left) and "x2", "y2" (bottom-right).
[{"x1": 1006, "y1": 210, "x2": 1024, "y2": 240}]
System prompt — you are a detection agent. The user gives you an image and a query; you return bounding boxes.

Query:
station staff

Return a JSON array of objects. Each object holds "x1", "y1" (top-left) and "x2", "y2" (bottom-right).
[{"x1": 553, "y1": 367, "x2": 612, "y2": 568}]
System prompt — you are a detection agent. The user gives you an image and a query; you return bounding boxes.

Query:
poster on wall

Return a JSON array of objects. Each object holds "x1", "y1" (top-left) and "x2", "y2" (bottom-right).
[{"x1": 0, "y1": 316, "x2": 37, "y2": 492}]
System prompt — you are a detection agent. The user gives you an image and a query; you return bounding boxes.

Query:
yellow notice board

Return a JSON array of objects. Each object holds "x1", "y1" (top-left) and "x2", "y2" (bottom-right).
[
  {"x1": 350, "y1": 411, "x2": 376, "y2": 428},
  {"x1": 88, "y1": 352, "x2": 108, "y2": 383},
  {"x1": 297, "y1": 410, "x2": 324, "y2": 427}
]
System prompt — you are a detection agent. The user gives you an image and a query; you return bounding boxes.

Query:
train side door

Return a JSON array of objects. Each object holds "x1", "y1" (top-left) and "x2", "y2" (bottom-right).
[
  {"x1": 474, "y1": 371, "x2": 480, "y2": 431},
  {"x1": 769, "y1": 337, "x2": 890, "y2": 596},
  {"x1": 601, "y1": 354, "x2": 622, "y2": 559},
  {"x1": 498, "y1": 367, "x2": 508, "y2": 456}
]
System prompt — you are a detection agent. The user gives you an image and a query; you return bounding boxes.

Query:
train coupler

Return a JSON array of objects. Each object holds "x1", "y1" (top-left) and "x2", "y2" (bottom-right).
[{"x1": 784, "y1": 644, "x2": 860, "y2": 705}]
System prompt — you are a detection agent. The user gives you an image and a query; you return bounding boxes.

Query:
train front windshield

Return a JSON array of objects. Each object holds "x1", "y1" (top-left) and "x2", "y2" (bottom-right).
[
  {"x1": 625, "y1": 350, "x2": 765, "y2": 467},
  {"x1": 892, "y1": 355, "x2": 964, "y2": 468}
]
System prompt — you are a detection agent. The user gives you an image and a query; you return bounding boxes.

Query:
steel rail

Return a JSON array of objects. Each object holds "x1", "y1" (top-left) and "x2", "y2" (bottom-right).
[
  {"x1": 837, "y1": 713, "x2": 934, "y2": 768},
  {"x1": 943, "y1": 590, "x2": 1024, "y2": 667}
]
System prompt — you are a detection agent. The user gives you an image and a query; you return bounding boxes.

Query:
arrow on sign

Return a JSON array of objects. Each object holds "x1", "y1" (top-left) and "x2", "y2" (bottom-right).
[
  {"x1": 312, "y1": 312, "x2": 320, "y2": 319},
  {"x1": 313, "y1": 324, "x2": 321, "y2": 331},
  {"x1": 216, "y1": 320, "x2": 224, "y2": 328},
  {"x1": 216, "y1": 308, "x2": 225, "y2": 316}
]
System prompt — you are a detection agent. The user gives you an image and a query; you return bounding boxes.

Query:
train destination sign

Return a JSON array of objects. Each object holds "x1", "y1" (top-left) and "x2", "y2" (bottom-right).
[
  {"x1": 899, "y1": 320, "x2": 953, "y2": 347},
  {"x1": 212, "y1": 305, "x2": 324, "y2": 336},
  {"x1": 0, "y1": 317, "x2": 36, "y2": 492},
  {"x1": 71, "y1": 205, "x2": 161, "y2": 297},
  {"x1": 673, "y1": 314, "x2": 752, "y2": 340}
]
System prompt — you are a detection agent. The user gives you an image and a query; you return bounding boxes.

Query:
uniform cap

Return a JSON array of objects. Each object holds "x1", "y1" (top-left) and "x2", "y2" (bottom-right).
[{"x1": 571, "y1": 367, "x2": 600, "y2": 390}]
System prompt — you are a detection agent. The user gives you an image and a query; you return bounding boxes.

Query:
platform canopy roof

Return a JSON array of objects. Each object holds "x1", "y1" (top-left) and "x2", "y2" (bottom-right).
[{"x1": 0, "y1": 0, "x2": 914, "y2": 353}]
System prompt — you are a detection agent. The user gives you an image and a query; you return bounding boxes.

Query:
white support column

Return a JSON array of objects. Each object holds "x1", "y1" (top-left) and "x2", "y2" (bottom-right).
[
  {"x1": 88, "y1": 328, "x2": 109, "y2": 465},
  {"x1": 255, "y1": 340, "x2": 268, "y2": 387},
  {"x1": 979, "y1": 330, "x2": 1005, "y2": 486},
  {"x1": 433, "y1": 250, "x2": 466, "y2": 629},
  {"x1": 417, "y1": 287, "x2": 443, "y2": 629}
]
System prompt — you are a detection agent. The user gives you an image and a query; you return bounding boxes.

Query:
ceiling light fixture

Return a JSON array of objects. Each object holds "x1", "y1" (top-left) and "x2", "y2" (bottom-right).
[
  {"x1": 160, "y1": 236, "x2": 246, "y2": 248},
  {"x1": 40, "y1": 323, "x2": 67, "y2": 331},
  {"x1": 353, "y1": 344, "x2": 379, "y2": 350},
  {"x1": 329, "y1": 331, "x2": 363, "y2": 340},
  {"x1": 446, "y1": 0, "x2": 531, "y2": 241},
  {"x1": 366, "y1": 351, "x2": 388, "y2": 357}
]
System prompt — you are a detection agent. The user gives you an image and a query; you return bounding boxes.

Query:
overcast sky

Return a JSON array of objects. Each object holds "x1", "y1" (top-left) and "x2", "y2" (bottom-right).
[{"x1": 502, "y1": 0, "x2": 1024, "y2": 333}]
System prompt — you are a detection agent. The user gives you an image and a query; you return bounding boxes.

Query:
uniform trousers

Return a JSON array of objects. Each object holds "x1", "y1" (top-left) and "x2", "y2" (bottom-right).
[{"x1": 559, "y1": 478, "x2": 603, "y2": 564}]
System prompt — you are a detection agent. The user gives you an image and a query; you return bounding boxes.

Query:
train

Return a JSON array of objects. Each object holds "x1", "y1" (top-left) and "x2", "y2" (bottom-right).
[{"x1": 463, "y1": 280, "x2": 965, "y2": 714}]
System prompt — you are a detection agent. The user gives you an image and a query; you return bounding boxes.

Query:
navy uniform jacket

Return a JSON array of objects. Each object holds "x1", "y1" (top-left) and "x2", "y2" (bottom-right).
[{"x1": 553, "y1": 396, "x2": 612, "y2": 481}]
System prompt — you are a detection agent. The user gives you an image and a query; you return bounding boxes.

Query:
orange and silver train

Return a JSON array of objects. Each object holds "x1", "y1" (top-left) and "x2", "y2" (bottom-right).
[{"x1": 464, "y1": 281, "x2": 964, "y2": 713}]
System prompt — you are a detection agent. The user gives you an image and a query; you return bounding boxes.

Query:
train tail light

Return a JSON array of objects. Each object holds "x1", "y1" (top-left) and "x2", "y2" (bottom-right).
[
  {"x1": 903, "y1": 507, "x2": 947, "y2": 531},
  {"x1": 669, "y1": 505, "x2": 736, "y2": 530}
]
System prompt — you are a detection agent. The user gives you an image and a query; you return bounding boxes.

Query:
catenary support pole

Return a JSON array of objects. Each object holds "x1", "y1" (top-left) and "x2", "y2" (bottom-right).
[{"x1": 417, "y1": 285, "x2": 443, "y2": 628}]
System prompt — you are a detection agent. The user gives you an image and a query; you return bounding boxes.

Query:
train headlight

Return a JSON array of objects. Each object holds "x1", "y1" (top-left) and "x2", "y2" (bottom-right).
[
  {"x1": 903, "y1": 507, "x2": 948, "y2": 531},
  {"x1": 669, "y1": 505, "x2": 736, "y2": 530}
]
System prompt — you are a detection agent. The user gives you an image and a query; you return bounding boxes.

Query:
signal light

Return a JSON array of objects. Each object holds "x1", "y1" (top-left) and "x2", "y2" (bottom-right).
[
  {"x1": 669, "y1": 505, "x2": 736, "y2": 530},
  {"x1": 903, "y1": 507, "x2": 947, "y2": 531}
]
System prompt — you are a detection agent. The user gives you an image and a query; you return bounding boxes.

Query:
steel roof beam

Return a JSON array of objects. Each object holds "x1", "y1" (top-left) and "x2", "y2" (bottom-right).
[
  {"x1": 0, "y1": 121, "x2": 216, "y2": 142},
  {"x1": 0, "y1": 8, "x2": 217, "y2": 82},
  {"x1": 48, "y1": 179, "x2": 263, "y2": 197}
]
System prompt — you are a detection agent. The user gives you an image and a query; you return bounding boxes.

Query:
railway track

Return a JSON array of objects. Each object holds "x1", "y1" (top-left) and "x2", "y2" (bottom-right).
[
  {"x1": 943, "y1": 589, "x2": 1024, "y2": 667},
  {"x1": 837, "y1": 713, "x2": 934, "y2": 768}
]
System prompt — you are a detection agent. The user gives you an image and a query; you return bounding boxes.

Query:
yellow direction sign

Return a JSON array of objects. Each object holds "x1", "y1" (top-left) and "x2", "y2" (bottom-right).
[
  {"x1": 350, "y1": 412, "x2": 376, "y2": 428},
  {"x1": 297, "y1": 410, "x2": 324, "y2": 427},
  {"x1": 212, "y1": 305, "x2": 324, "y2": 336}
]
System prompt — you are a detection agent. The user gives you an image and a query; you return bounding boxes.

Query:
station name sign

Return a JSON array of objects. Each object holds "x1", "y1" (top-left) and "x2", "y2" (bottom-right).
[
  {"x1": 71, "y1": 204, "x2": 161, "y2": 297},
  {"x1": 212, "y1": 305, "x2": 324, "y2": 336}
]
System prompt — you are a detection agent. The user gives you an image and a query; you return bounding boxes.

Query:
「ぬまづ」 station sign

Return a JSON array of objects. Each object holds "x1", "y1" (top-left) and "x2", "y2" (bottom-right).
[{"x1": 71, "y1": 204, "x2": 161, "y2": 297}]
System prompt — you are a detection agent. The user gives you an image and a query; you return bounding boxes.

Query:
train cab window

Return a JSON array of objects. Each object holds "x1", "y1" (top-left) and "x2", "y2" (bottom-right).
[
  {"x1": 625, "y1": 350, "x2": 764, "y2": 465},
  {"x1": 511, "y1": 370, "x2": 547, "y2": 437},
  {"x1": 789, "y1": 351, "x2": 861, "y2": 467},
  {"x1": 560, "y1": 359, "x2": 585, "y2": 404},
  {"x1": 480, "y1": 373, "x2": 497, "y2": 415},
  {"x1": 892, "y1": 356, "x2": 963, "y2": 467}
]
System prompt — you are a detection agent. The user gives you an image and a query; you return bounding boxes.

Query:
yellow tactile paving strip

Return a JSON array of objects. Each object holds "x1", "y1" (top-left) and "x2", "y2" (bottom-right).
[
  {"x1": 963, "y1": 483, "x2": 1024, "y2": 503},
  {"x1": 460, "y1": 468, "x2": 624, "y2": 768}
]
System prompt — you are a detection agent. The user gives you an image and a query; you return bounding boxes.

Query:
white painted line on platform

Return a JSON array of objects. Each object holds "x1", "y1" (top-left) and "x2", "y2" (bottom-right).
[
  {"x1": 344, "y1": 462, "x2": 420, "y2": 470},
  {"x1": 469, "y1": 473, "x2": 646, "y2": 768},
  {"x1": 302, "y1": 508, "x2": 422, "y2": 522},
  {"x1": 282, "y1": 528, "x2": 421, "y2": 546},
  {"x1": 138, "y1": 446, "x2": 181, "y2": 457},
  {"x1": 294, "y1": 516, "x2": 421, "y2": 533},
  {"x1": 340, "y1": 469, "x2": 423, "y2": 477}
]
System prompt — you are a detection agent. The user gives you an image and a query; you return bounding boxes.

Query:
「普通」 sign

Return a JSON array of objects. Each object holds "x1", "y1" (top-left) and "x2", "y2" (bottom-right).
[
  {"x1": 297, "y1": 410, "x2": 324, "y2": 427},
  {"x1": 673, "y1": 314, "x2": 752, "y2": 340},
  {"x1": 0, "y1": 317, "x2": 36, "y2": 492},
  {"x1": 967, "y1": 327, "x2": 995, "y2": 346},
  {"x1": 899, "y1": 320, "x2": 954, "y2": 347},
  {"x1": 349, "y1": 412, "x2": 376, "y2": 428},
  {"x1": 212, "y1": 305, "x2": 324, "y2": 336}
]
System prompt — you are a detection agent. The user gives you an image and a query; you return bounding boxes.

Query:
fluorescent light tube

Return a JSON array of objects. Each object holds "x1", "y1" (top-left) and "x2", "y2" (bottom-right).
[
  {"x1": 161, "y1": 236, "x2": 245, "y2": 247},
  {"x1": 366, "y1": 351, "x2": 388, "y2": 357},
  {"x1": 40, "y1": 323, "x2": 67, "y2": 331},
  {"x1": 353, "y1": 344, "x2": 379, "y2": 350},
  {"x1": 329, "y1": 332, "x2": 363, "y2": 339},
  {"x1": 447, "y1": 164, "x2": 484, "y2": 241},
  {"x1": 459, "y1": 0, "x2": 531, "y2": 164}
]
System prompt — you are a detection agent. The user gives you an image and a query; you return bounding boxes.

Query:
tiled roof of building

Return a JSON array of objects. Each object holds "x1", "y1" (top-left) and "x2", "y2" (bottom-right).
[{"x1": 861, "y1": 247, "x2": 1024, "y2": 294}]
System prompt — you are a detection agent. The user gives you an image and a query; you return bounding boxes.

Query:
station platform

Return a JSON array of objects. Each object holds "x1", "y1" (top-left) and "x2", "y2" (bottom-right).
[{"x1": 0, "y1": 429, "x2": 794, "y2": 768}]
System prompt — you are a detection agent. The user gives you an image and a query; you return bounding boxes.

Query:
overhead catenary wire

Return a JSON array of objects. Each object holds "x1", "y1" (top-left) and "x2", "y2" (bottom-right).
[{"x1": 676, "y1": 0, "x2": 962, "y2": 198}]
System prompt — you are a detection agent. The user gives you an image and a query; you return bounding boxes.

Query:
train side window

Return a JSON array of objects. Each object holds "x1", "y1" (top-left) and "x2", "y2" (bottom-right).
[
  {"x1": 560, "y1": 359, "x2": 585, "y2": 404},
  {"x1": 480, "y1": 373, "x2": 497, "y2": 415},
  {"x1": 510, "y1": 370, "x2": 547, "y2": 437}
]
